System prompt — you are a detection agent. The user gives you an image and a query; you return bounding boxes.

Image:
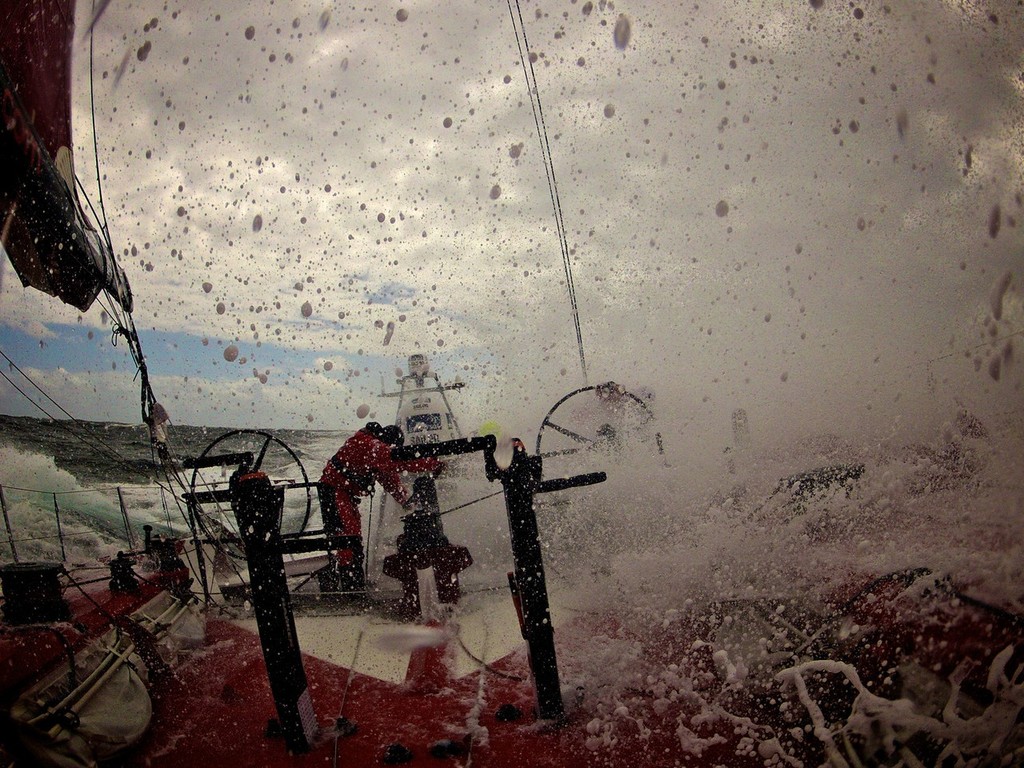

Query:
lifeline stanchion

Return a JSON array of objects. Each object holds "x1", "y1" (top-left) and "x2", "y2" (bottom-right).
[{"x1": 0, "y1": 484, "x2": 18, "y2": 562}]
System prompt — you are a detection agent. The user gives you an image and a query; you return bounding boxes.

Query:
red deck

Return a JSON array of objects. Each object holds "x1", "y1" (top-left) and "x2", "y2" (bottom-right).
[
  {"x1": 3, "y1": 569, "x2": 1021, "y2": 767},
  {"x1": 134, "y1": 618, "x2": 595, "y2": 767}
]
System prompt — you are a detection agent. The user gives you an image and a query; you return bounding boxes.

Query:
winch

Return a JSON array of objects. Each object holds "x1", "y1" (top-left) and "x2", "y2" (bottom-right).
[
  {"x1": 0, "y1": 562, "x2": 68, "y2": 625},
  {"x1": 383, "y1": 475, "x2": 474, "y2": 618}
]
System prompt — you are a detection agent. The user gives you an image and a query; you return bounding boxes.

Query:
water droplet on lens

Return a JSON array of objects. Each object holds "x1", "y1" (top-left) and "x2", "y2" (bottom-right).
[{"x1": 613, "y1": 15, "x2": 631, "y2": 49}]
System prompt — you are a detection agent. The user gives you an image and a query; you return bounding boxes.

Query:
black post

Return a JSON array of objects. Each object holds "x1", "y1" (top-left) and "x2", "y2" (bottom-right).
[
  {"x1": 490, "y1": 442, "x2": 564, "y2": 720},
  {"x1": 232, "y1": 471, "x2": 318, "y2": 754},
  {"x1": 0, "y1": 484, "x2": 18, "y2": 562}
]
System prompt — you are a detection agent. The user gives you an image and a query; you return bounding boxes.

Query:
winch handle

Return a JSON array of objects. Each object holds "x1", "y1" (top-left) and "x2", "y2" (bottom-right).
[
  {"x1": 182, "y1": 451, "x2": 254, "y2": 470},
  {"x1": 536, "y1": 472, "x2": 606, "y2": 494},
  {"x1": 390, "y1": 435, "x2": 496, "y2": 461}
]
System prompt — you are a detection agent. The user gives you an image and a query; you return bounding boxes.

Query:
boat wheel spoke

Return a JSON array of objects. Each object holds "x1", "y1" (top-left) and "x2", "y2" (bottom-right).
[
  {"x1": 543, "y1": 419, "x2": 593, "y2": 445},
  {"x1": 252, "y1": 435, "x2": 274, "y2": 472},
  {"x1": 535, "y1": 382, "x2": 662, "y2": 477},
  {"x1": 186, "y1": 429, "x2": 314, "y2": 536}
]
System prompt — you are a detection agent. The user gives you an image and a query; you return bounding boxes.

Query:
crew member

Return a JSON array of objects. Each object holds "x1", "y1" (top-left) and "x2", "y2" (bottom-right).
[
  {"x1": 594, "y1": 382, "x2": 627, "y2": 449},
  {"x1": 319, "y1": 422, "x2": 442, "y2": 593}
]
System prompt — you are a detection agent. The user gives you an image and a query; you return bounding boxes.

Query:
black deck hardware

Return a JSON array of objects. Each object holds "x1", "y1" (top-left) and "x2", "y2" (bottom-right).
[
  {"x1": 393, "y1": 435, "x2": 606, "y2": 721},
  {"x1": 231, "y1": 471, "x2": 319, "y2": 754},
  {"x1": 0, "y1": 562, "x2": 69, "y2": 624}
]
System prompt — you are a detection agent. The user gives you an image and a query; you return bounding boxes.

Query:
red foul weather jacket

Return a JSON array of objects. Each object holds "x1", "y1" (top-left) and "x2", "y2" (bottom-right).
[{"x1": 319, "y1": 429, "x2": 440, "y2": 540}]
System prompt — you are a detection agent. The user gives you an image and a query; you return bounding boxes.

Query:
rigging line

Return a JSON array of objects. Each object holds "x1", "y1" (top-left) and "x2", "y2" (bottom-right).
[
  {"x1": 0, "y1": 346, "x2": 78, "y2": 422},
  {"x1": 179, "y1": 466, "x2": 253, "y2": 570},
  {"x1": 927, "y1": 327, "x2": 1023, "y2": 364},
  {"x1": 508, "y1": 2, "x2": 572, "y2": 274},
  {"x1": 96, "y1": 292, "x2": 157, "y2": 420},
  {"x1": 0, "y1": 362, "x2": 155, "y2": 477},
  {"x1": 438, "y1": 490, "x2": 505, "y2": 517},
  {"x1": 508, "y1": 0, "x2": 588, "y2": 382},
  {"x1": 515, "y1": 0, "x2": 587, "y2": 381},
  {"x1": 521, "y1": 27, "x2": 583, "y2": 337},
  {"x1": 0, "y1": 385, "x2": 138, "y2": 475},
  {"x1": 104, "y1": 309, "x2": 147, "y2": 384},
  {"x1": 97, "y1": 290, "x2": 132, "y2": 336},
  {"x1": 0, "y1": 356, "x2": 179, "y2": 521},
  {"x1": 455, "y1": 634, "x2": 524, "y2": 681},
  {"x1": 96, "y1": 295, "x2": 127, "y2": 349},
  {"x1": 846, "y1": 325, "x2": 1024, "y2": 401},
  {"x1": 100, "y1": 296, "x2": 137, "y2": 363},
  {"x1": 0, "y1": 393, "x2": 125, "y2": 479},
  {"x1": 332, "y1": 628, "x2": 365, "y2": 767},
  {"x1": 87, "y1": 0, "x2": 113, "y2": 245},
  {"x1": 159, "y1": 467, "x2": 197, "y2": 528},
  {"x1": 510, "y1": 0, "x2": 583, "y2": 351},
  {"x1": 73, "y1": 174, "x2": 106, "y2": 240}
]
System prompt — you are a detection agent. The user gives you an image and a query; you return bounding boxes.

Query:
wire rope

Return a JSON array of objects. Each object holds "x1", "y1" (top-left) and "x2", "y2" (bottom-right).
[
  {"x1": 507, "y1": 0, "x2": 588, "y2": 383},
  {"x1": 0, "y1": 347, "x2": 78, "y2": 421},
  {"x1": 0, "y1": 368, "x2": 131, "y2": 472},
  {"x1": 87, "y1": 0, "x2": 113, "y2": 248}
]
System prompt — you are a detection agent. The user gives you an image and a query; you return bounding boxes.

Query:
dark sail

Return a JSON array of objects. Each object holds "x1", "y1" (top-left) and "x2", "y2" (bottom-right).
[{"x1": 1, "y1": 0, "x2": 132, "y2": 313}]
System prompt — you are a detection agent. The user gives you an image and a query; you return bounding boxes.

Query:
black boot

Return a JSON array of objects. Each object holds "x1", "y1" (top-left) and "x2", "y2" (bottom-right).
[
  {"x1": 317, "y1": 560, "x2": 340, "y2": 593},
  {"x1": 338, "y1": 565, "x2": 366, "y2": 593},
  {"x1": 337, "y1": 540, "x2": 366, "y2": 594}
]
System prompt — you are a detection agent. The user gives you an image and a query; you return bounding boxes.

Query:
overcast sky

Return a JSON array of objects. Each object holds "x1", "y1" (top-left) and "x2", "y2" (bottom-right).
[{"x1": 1, "y1": 0, "x2": 1021, "y2": 464}]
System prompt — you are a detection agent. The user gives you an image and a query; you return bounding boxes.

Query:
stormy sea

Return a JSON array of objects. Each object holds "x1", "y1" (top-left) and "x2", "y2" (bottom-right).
[
  {"x1": 0, "y1": 414, "x2": 352, "y2": 563},
  {"x1": 2, "y1": 407, "x2": 1023, "y2": 763},
  {"x1": 2, "y1": 406, "x2": 1021, "y2": 610}
]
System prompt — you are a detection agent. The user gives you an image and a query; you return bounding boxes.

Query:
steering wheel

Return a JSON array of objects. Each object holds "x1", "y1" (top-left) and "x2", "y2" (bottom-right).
[
  {"x1": 535, "y1": 382, "x2": 663, "y2": 470},
  {"x1": 185, "y1": 429, "x2": 314, "y2": 538}
]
